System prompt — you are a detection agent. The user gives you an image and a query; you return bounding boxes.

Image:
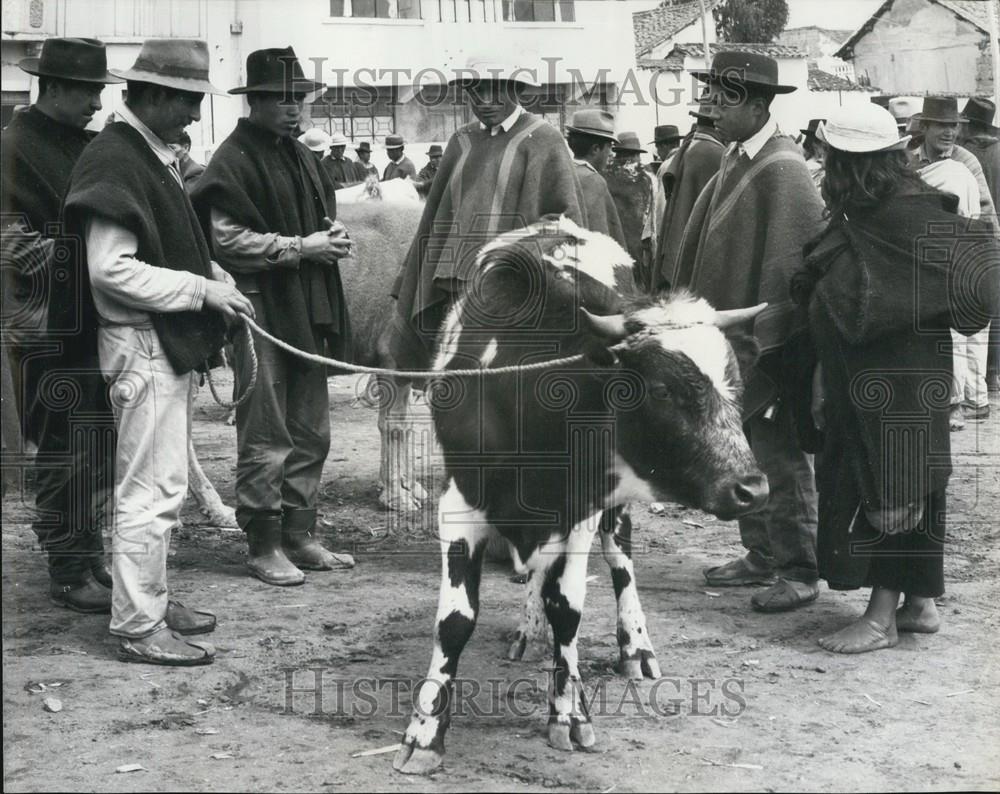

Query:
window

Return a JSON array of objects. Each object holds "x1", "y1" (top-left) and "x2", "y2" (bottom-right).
[
  {"x1": 502, "y1": 0, "x2": 574, "y2": 22},
  {"x1": 330, "y1": 0, "x2": 421, "y2": 18},
  {"x1": 311, "y1": 86, "x2": 396, "y2": 142},
  {"x1": 433, "y1": 0, "x2": 497, "y2": 22}
]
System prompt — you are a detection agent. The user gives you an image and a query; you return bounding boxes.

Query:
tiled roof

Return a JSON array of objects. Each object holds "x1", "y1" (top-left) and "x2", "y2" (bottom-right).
[
  {"x1": 837, "y1": 0, "x2": 994, "y2": 59},
  {"x1": 638, "y1": 42, "x2": 807, "y2": 73},
  {"x1": 807, "y1": 66, "x2": 875, "y2": 92},
  {"x1": 672, "y1": 42, "x2": 807, "y2": 59},
  {"x1": 632, "y1": 0, "x2": 724, "y2": 58}
]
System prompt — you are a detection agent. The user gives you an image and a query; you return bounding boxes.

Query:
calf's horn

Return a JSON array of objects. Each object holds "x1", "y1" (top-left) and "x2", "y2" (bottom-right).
[
  {"x1": 579, "y1": 308, "x2": 628, "y2": 341},
  {"x1": 714, "y1": 302, "x2": 768, "y2": 329}
]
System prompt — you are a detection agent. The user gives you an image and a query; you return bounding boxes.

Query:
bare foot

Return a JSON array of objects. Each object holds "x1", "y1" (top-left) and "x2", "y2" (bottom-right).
[
  {"x1": 818, "y1": 617, "x2": 898, "y2": 654},
  {"x1": 896, "y1": 600, "x2": 940, "y2": 633}
]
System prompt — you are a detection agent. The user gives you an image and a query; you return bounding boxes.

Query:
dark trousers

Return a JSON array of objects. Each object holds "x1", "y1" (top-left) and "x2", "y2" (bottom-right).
[
  {"x1": 232, "y1": 295, "x2": 331, "y2": 526},
  {"x1": 738, "y1": 406, "x2": 819, "y2": 582},
  {"x1": 31, "y1": 367, "x2": 115, "y2": 584}
]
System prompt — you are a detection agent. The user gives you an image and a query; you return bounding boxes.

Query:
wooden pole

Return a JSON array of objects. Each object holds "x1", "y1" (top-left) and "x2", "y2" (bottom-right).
[{"x1": 991, "y1": 0, "x2": 1000, "y2": 109}]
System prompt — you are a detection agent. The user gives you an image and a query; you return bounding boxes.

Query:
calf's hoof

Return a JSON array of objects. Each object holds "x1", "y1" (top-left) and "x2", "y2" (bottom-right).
[
  {"x1": 393, "y1": 741, "x2": 443, "y2": 775},
  {"x1": 620, "y1": 649, "x2": 661, "y2": 681},
  {"x1": 548, "y1": 717, "x2": 596, "y2": 751},
  {"x1": 506, "y1": 631, "x2": 549, "y2": 662},
  {"x1": 378, "y1": 484, "x2": 422, "y2": 514}
]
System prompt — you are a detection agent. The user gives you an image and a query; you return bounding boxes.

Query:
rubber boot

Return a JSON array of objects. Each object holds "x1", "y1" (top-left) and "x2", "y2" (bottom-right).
[
  {"x1": 282, "y1": 508, "x2": 355, "y2": 571},
  {"x1": 245, "y1": 514, "x2": 305, "y2": 586}
]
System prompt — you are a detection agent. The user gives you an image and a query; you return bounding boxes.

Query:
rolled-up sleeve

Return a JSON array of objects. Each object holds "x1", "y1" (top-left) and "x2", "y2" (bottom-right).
[
  {"x1": 85, "y1": 217, "x2": 207, "y2": 313},
  {"x1": 210, "y1": 208, "x2": 302, "y2": 273}
]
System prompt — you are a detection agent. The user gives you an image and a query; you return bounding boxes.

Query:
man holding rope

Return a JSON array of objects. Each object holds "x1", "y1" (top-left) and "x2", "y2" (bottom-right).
[
  {"x1": 62, "y1": 39, "x2": 253, "y2": 665},
  {"x1": 193, "y1": 47, "x2": 355, "y2": 587}
]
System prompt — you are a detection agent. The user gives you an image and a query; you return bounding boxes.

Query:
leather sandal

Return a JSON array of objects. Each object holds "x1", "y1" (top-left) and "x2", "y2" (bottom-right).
[
  {"x1": 166, "y1": 601, "x2": 217, "y2": 635},
  {"x1": 703, "y1": 555, "x2": 777, "y2": 587},
  {"x1": 118, "y1": 627, "x2": 215, "y2": 666},
  {"x1": 751, "y1": 578, "x2": 820, "y2": 613}
]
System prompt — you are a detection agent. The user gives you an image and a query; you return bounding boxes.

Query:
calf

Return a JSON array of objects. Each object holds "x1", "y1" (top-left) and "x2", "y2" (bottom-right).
[{"x1": 394, "y1": 217, "x2": 768, "y2": 774}]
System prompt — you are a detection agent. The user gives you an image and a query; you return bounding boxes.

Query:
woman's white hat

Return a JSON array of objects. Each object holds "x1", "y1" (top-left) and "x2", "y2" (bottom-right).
[
  {"x1": 817, "y1": 104, "x2": 911, "y2": 153},
  {"x1": 329, "y1": 131, "x2": 350, "y2": 147}
]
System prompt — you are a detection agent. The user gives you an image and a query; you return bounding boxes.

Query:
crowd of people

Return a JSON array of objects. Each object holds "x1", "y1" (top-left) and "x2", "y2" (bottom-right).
[{"x1": 1, "y1": 36, "x2": 998, "y2": 667}]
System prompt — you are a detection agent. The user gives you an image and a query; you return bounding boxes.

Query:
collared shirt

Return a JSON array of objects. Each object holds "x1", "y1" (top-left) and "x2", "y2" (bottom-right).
[
  {"x1": 86, "y1": 104, "x2": 210, "y2": 325},
  {"x1": 736, "y1": 116, "x2": 778, "y2": 161},
  {"x1": 479, "y1": 104, "x2": 525, "y2": 136}
]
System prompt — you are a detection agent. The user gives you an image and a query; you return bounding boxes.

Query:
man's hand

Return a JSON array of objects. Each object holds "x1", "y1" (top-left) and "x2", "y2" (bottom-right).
[
  {"x1": 302, "y1": 220, "x2": 353, "y2": 264},
  {"x1": 204, "y1": 280, "x2": 255, "y2": 323}
]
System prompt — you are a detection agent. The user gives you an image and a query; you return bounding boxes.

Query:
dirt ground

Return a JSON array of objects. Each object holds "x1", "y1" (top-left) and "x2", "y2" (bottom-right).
[{"x1": 3, "y1": 373, "x2": 999, "y2": 793}]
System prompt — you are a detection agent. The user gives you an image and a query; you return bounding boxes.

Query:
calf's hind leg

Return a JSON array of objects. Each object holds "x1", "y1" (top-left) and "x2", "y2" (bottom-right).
[{"x1": 394, "y1": 481, "x2": 489, "y2": 774}]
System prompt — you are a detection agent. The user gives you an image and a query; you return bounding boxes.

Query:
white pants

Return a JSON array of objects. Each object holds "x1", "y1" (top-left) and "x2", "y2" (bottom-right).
[
  {"x1": 952, "y1": 328, "x2": 989, "y2": 410},
  {"x1": 98, "y1": 325, "x2": 191, "y2": 638}
]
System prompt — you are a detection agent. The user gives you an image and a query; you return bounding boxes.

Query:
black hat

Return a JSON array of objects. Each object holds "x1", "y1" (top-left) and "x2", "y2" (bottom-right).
[
  {"x1": 651, "y1": 124, "x2": 682, "y2": 144},
  {"x1": 799, "y1": 118, "x2": 825, "y2": 138},
  {"x1": 962, "y1": 97, "x2": 997, "y2": 130},
  {"x1": 19, "y1": 38, "x2": 123, "y2": 84},
  {"x1": 426, "y1": 144, "x2": 443, "y2": 156},
  {"x1": 920, "y1": 96, "x2": 965, "y2": 124},
  {"x1": 230, "y1": 47, "x2": 325, "y2": 95},
  {"x1": 355, "y1": 141, "x2": 372, "y2": 153},
  {"x1": 690, "y1": 51, "x2": 797, "y2": 94}
]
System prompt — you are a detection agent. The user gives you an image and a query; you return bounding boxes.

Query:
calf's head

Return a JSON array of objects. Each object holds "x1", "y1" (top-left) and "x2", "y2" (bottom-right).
[{"x1": 583, "y1": 294, "x2": 769, "y2": 520}]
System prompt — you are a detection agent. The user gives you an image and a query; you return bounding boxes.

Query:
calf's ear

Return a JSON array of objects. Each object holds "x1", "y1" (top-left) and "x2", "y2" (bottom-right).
[{"x1": 726, "y1": 331, "x2": 760, "y2": 381}]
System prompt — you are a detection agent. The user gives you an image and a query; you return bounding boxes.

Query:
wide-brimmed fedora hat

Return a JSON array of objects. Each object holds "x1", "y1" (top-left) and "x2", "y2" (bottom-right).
[
  {"x1": 919, "y1": 96, "x2": 965, "y2": 124},
  {"x1": 112, "y1": 38, "x2": 224, "y2": 94},
  {"x1": 230, "y1": 47, "x2": 325, "y2": 95},
  {"x1": 355, "y1": 141, "x2": 372, "y2": 153},
  {"x1": 962, "y1": 97, "x2": 997, "y2": 131},
  {"x1": 301, "y1": 128, "x2": 331, "y2": 152},
  {"x1": 385, "y1": 134, "x2": 405, "y2": 149},
  {"x1": 651, "y1": 124, "x2": 681, "y2": 144},
  {"x1": 817, "y1": 104, "x2": 910, "y2": 153},
  {"x1": 447, "y1": 56, "x2": 541, "y2": 87},
  {"x1": 329, "y1": 131, "x2": 350, "y2": 147},
  {"x1": 19, "y1": 38, "x2": 123, "y2": 84},
  {"x1": 691, "y1": 51, "x2": 797, "y2": 94},
  {"x1": 565, "y1": 109, "x2": 618, "y2": 142},
  {"x1": 799, "y1": 118, "x2": 825, "y2": 138},
  {"x1": 426, "y1": 144, "x2": 443, "y2": 156},
  {"x1": 613, "y1": 131, "x2": 647, "y2": 154}
]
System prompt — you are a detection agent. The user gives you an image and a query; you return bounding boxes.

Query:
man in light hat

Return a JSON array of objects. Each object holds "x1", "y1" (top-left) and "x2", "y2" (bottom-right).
[
  {"x1": 324, "y1": 131, "x2": 359, "y2": 187},
  {"x1": 672, "y1": 51, "x2": 826, "y2": 614},
  {"x1": 301, "y1": 127, "x2": 332, "y2": 161},
  {"x1": 653, "y1": 98, "x2": 727, "y2": 291},
  {"x1": 910, "y1": 97, "x2": 996, "y2": 225},
  {"x1": 382, "y1": 134, "x2": 417, "y2": 181},
  {"x1": 60, "y1": 38, "x2": 254, "y2": 664},
  {"x1": 352, "y1": 141, "x2": 379, "y2": 181},
  {"x1": 564, "y1": 109, "x2": 626, "y2": 247},
  {"x1": 193, "y1": 47, "x2": 355, "y2": 589},
  {"x1": 2, "y1": 37, "x2": 122, "y2": 614},
  {"x1": 605, "y1": 131, "x2": 657, "y2": 288},
  {"x1": 388, "y1": 58, "x2": 584, "y2": 372}
]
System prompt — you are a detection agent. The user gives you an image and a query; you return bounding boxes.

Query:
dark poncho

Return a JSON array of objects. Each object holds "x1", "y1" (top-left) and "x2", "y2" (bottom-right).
[
  {"x1": 59, "y1": 122, "x2": 225, "y2": 374},
  {"x1": 575, "y1": 162, "x2": 627, "y2": 249},
  {"x1": 604, "y1": 159, "x2": 653, "y2": 286},
  {"x1": 1, "y1": 106, "x2": 95, "y2": 438},
  {"x1": 789, "y1": 190, "x2": 1000, "y2": 595},
  {"x1": 193, "y1": 118, "x2": 350, "y2": 367}
]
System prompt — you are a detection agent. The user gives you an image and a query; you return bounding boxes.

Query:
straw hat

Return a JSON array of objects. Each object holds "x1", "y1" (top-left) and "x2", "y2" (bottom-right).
[
  {"x1": 817, "y1": 104, "x2": 910, "y2": 153},
  {"x1": 329, "y1": 131, "x2": 350, "y2": 147}
]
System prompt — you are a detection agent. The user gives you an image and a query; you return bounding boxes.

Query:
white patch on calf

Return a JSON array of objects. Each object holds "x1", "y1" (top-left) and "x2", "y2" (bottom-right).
[
  {"x1": 480, "y1": 338, "x2": 498, "y2": 368},
  {"x1": 432, "y1": 297, "x2": 466, "y2": 371},
  {"x1": 630, "y1": 296, "x2": 735, "y2": 401},
  {"x1": 607, "y1": 454, "x2": 658, "y2": 507}
]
